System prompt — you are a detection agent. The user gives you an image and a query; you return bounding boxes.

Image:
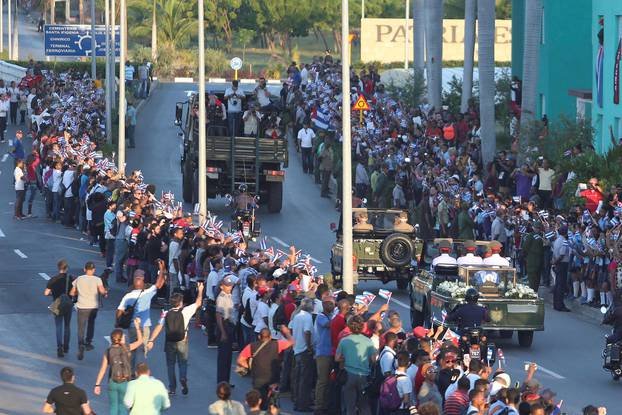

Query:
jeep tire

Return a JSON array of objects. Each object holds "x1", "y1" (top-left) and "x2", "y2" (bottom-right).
[{"x1": 380, "y1": 233, "x2": 414, "y2": 268}]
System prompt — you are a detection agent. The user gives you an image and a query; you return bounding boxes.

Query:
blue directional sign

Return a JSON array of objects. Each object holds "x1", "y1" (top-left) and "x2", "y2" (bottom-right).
[{"x1": 44, "y1": 24, "x2": 120, "y2": 57}]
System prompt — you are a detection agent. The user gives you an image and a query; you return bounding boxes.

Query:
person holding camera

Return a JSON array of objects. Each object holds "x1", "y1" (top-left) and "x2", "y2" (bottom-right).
[{"x1": 225, "y1": 80, "x2": 244, "y2": 136}]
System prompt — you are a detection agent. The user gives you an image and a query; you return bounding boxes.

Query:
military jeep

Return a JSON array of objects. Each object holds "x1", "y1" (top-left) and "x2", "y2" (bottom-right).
[
  {"x1": 330, "y1": 208, "x2": 424, "y2": 290},
  {"x1": 409, "y1": 250, "x2": 545, "y2": 348}
]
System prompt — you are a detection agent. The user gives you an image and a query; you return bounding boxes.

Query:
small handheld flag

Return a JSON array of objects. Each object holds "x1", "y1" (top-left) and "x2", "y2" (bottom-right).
[{"x1": 378, "y1": 289, "x2": 392, "y2": 303}]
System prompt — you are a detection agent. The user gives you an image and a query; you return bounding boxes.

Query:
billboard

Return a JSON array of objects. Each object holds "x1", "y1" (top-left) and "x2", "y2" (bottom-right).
[
  {"x1": 360, "y1": 18, "x2": 512, "y2": 64},
  {"x1": 44, "y1": 24, "x2": 120, "y2": 57}
]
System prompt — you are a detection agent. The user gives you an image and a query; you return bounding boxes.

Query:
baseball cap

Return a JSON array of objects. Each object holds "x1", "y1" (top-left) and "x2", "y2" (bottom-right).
[
  {"x1": 413, "y1": 326, "x2": 430, "y2": 338},
  {"x1": 257, "y1": 286, "x2": 271, "y2": 296},
  {"x1": 221, "y1": 275, "x2": 235, "y2": 286}
]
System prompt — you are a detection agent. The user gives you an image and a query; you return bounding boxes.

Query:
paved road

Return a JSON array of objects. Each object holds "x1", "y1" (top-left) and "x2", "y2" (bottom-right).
[{"x1": 0, "y1": 83, "x2": 618, "y2": 414}]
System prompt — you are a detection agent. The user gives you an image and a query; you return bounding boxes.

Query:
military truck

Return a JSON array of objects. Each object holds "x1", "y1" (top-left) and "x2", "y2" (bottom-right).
[
  {"x1": 409, "y1": 242, "x2": 544, "y2": 347},
  {"x1": 330, "y1": 208, "x2": 424, "y2": 290},
  {"x1": 177, "y1": 89, "x2": 288, "y2": 213}
]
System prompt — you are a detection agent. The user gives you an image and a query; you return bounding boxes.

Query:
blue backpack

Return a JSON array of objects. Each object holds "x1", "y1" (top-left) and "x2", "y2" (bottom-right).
[{"x1": 378, "y1": 373, "x2": 405, "y2": 411}]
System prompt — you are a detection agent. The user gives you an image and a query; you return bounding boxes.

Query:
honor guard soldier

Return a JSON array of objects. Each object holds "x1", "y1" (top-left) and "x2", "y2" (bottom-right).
[
  {"x1": 483, "y1": 241, "x2": 510, "y2": 267},
  {"x1": 432, "y1": 240, "x2": 458, "y2": 268},
  {"x1": 457, "y1": 240, "x2": 483, "y2": 266}
]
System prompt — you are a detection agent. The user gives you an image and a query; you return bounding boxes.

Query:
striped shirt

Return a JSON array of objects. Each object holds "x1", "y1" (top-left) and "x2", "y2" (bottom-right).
[{"x1": 443, "y1": 389, "x2": 470, "y2": 415}]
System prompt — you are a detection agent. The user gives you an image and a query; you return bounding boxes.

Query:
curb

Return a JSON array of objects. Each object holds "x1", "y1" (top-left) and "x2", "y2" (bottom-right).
[
  {"x1": 135, "y1": 80, "x2": 160, "y2": 114},
  {"x1": 538, "y1": 286, "x2": 603, "y2": 324}
]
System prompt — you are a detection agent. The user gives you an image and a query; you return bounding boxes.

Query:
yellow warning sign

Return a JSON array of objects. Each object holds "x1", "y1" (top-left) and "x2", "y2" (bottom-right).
[{"x1": 352, "y1": 94, "x2": 370, "y2": 111}]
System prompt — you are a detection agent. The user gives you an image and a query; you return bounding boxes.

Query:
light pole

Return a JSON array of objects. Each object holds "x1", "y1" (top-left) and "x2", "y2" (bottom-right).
[
  {"x1": 118, "y1": 0, "x2": 126, "y2": 176},
  {"x1": 361, "y1": 0, "x2": 365, "y2": 19},
  {"x1": 7, "y1": 0, "x2": 11, "y2": 59},
  {"x1": 1, "y1": 0, "x2": 4, "y2": 54},
  {"x1": 197, "y1": 0, "x2": 207, "y2": 221},
  {"x1": 90, "y1": 0, "x2": 96, "y2": 80},
  {"x1": 404, "y1": 0, "x2": 409, "y2": 69},
  {"x1": 105, "y1": 0, "x2": 112, "y2": 144},
  {"x1": 341, "y1": 0, "x2": 354, "y2": 294},
  {"x1": 111, "y1": 0, "x2": 116, "y2": 109},
  {"x1": 12, "y1": 0, "x2": 17, "y2": 60}
]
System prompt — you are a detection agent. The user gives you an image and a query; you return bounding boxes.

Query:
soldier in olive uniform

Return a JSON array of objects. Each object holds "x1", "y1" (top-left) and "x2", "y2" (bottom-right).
[{"x1": 522, "y1": 222, "x2": 544, "y2": 291}]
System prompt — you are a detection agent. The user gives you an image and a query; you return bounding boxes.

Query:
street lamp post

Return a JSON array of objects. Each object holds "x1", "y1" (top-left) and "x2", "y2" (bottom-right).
[
  {"x1": 404, "y1": 0, "x2": 409, "y2": 69},
  {"x1": 341, "y1": 0, "x2": 354, "y2": 294},
  {"x1": 105, "y1": 0, "x2": 112, "y2": 144},
  {"x1": 197, "y1": 0, "x2": 207, "y2": 221},
  {"x1": 118, "y1": 0, "x2": 126, "y2": 176},
  {"x1": 12, "y1": 0, "x2": 18, "y2": 60},
  {"x1": 111, "y1": 0, "x2": 116, "y2": 109},
  {"x1": 90, "y1": 0, "x2": 96, "y2": 80},
  {"x1": 1, "y1": 0, "x2": 4, "y2": 54},
  {"x1": 7, "y1": 0, "x2": 11, "y2": 59}
]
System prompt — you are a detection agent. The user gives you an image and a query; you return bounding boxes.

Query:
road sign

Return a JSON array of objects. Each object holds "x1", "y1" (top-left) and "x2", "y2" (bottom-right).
[
  {"x1": 44, "y1": 24, "x2": 120, "y2": 57},
  {"x1": 230, "y1": 57, "x2": 243, "y2": 71},
  {"x1": 352, "y1": 94, "x2": 370, "y2": 111}
]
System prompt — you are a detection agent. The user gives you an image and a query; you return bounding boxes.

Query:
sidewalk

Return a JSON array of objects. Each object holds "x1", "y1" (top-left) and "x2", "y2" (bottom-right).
[{"x1": 539, "y1": 286, "x2": 604, "y2": 324}]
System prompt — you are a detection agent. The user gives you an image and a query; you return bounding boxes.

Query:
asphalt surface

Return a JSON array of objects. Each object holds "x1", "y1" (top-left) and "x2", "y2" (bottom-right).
[{"x1": 0, "y1": 83, "x2": 618, "y2": 414}]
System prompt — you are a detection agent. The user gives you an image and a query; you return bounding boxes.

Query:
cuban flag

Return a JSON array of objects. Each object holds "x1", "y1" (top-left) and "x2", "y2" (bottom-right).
[
  {"x1": 332, "y1": 289, "x2": 343, "y2": 299},
  {"x1": 497, "y1": 348, "x2": 506, "y2": 368},
  {"x1": 313, "y1": 107, "x2": 330, "y2": 130},
  {"x1": 259, "y1": 237, "x2": 268, "y2": 251},
  {"x1": 378, "y1": 289, "x2": 392, "y2": 302},
  {"x1": 441, "y1": 309, "x2": 448, "y2": 325},
  {"x1": 354, "y1": 295, "x2": 367, "y2": 306},
  {"x1": 442, "y1": 328, "x2": 460, "y2": 347},
  {"x1": 363, "y1": 291, "x2": 376, "y2": 305}
]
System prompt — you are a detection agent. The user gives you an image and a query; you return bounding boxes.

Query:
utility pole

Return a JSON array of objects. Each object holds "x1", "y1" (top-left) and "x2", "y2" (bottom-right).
[
  {"x1": 118, "y1": 0, "x2": 126, "y2": 175},
  {"x1": 341, "y1": 0, "x2": 353, "y2": 294},
  {"x1": 111, "y1": 0, "x2": 116, "y2": 109},
  {"x1": 12, "y1": 0, "x2": 17, "y2": 60},
  {"x1": 404, "y1": 0, "x2": 409, "y2": 69},
  {"x1": 105, "y1": 0, "x2": 112, "y2": 144},
  {"x1": 1, "y1": 0, "x2": 4, "y2": 54},
  {"x1": 8, "y1": 0, "x2": 12, "y2": 59},
  {"x1": 90, "y1": 0, "x2": 96, "y2": 80},
  {"x1": 197, "y1": 0, "x2": 207, "y2": 221}
]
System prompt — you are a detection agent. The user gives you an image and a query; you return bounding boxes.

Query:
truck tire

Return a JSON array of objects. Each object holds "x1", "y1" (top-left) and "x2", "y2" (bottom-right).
[
  {"x1": 410, "y1": 296, "x2": 425, "y2": 327},
  {"x1": 518, "y1": 331, "x2": 534, "y2": 348},
  {"x1": 182, "y1": 160, "x2": 194, "y2": 203},
  {"x1": 380, "y1": 233, "x2": 414, "y2": 268},
  {"x1": 267, "y1": 182, "x2": 283, "y2": 213},
  {"x1": 396, "y1": 279, "x2": 409, "y2": 290}
]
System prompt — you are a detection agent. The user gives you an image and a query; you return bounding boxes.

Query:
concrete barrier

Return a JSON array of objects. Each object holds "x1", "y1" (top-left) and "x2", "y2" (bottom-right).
[{"x1": 0, "y1": 60, "x2": 27, "y2": 83}]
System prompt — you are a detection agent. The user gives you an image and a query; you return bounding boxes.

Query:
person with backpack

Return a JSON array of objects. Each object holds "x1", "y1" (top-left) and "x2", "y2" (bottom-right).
[
  {"x1": 93, "y1": 318, "x2": 145, "y2": 415},
  {"x1": 147, "y1": 281, "x2": 204, "y2": 395},
  {"x1": 43, "y1": 259, "x2": 74, "y2": 357},
  {"x1": 378, "y1": 351, "x2": 413, "y2": 415},
  {"x1": 116, "y1": 260, "x2": 168, "y2": 369},
  {"x1": 236, "y1": 326, "x2": 294, "y2": 409}
]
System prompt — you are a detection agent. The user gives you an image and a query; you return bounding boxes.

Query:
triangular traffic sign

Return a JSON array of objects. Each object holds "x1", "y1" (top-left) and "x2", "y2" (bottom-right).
[{"x1": 352, "y1": 94, "x2": 370, "y2": 111}]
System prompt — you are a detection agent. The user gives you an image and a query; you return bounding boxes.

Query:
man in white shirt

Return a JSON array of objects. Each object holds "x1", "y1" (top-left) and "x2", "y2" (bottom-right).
[
  {"x1": 394, "y1": 352, "x2": 413, "y2": 410},
  {"x1": 297, "y1": 121, "x2": 316, "y2": 174},
  {"x1": 242, "y1": 104, "x2": 262, "y2": 137},
  {"x1": 355, "y1": 159, "x2": 370, "y2": 198},
  {"x1": 168, "y1": 227, "x2": 184, "y2": 287},
  {"x1": 224, "y1": 80, "x2": 244, "y2": 136},
  {"x1": 117, "y1": 263, "x2": 167, "y2": 368},
  {"x1": 538, "y1": 158, "x2": 555, "y2": 209},
  {"x1": 483, "y1": 241, "x2": 510, "y2": 267},
  {"x1": 148, "y1": 282, "x2": 204, "y2": 395},
  {"x1": 240, "y1": 275, "x2": 258, "y2": 347},
  {"x1": 457, "y1": 241, "x2": 484, "y2": 266},
  {"x1": 432, "y1": 240, "x2": 458, "y2": 268},
  {"x1": 379, "y1": 332, "x2": 398, "y2": 375},
  {"x1": 289, "y1": 298, "x2": 315, "y2": 411},
  {"x1": 253, "y1": 287, "x2": 271, "y2": 335},
  {"x1": 61, "y1": 163, "x2": 76, "y2": 227},
  {"x1": 254, "y1": 78, "x2": 272, "y2": 109},
  {"x1": 0, "y1": 93, "x2": 9, "y2": 142}
]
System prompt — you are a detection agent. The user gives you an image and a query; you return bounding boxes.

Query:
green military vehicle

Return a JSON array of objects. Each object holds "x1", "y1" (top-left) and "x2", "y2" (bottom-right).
[
  {"x1": 177, "y1": 89, "x2": 288, "y2": 213},
  {"x1": 410, "y1": 240, "x2": 544, "y2": 347},
  {"x1": 330, "y1": 208, "x2": 424, "y2": 290}
]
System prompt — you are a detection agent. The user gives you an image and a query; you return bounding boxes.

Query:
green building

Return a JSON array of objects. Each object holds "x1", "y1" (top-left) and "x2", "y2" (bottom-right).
[
  {"x1": 592, "y1": 1, "x2": 622, "y2": 153},
  {"x1": 512, "y1": 0, "x2": 592, "y2": 123}
]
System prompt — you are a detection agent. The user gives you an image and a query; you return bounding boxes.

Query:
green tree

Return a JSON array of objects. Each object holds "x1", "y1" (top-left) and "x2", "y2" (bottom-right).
[
  {"x1": 204, "y1": 0, "x2": 242, "y2": 52},
  {"x1": 156, "y1": 0, "x2": 197, "y2": 48}
]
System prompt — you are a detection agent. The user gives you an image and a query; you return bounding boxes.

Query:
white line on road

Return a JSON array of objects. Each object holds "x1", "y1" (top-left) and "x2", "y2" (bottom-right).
[
  {"x1": 1, "y1": 154, "x2": 8, "y2": 163},
  {"x1": 14, "y1": 249, "x2": 27, "y2": 258},
  {"x1": 270, "y1": 236, "x2": 289, "y2": 248},
  {"x1": 309, "y1": 257, "x2": 323, "y2": 264},
  {"x1": 0, "y1": 228, "x2": 5, "y2": 237},
  {"x1": 524, "y1": 361, "x2": 565, "y2": 379},
  {"x1": 390, "y1": 297, "x2": 410, "y2": 310},
  {"x1": 38, "y1": 273, "x2": 50, "y2": 280}
]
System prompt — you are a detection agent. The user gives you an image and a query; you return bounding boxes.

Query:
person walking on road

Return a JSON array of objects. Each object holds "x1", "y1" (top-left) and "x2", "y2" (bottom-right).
[
  {"x1": 25, "y1": 149, "x2": 40, "y2": 217},
  {"x1": 126, "y1": 101, "x2": 137, "y2": 148},
  {"x1": 147, "y1": 281, "x2": 205, "y2": 396},
  {"x1": 13, "y1": 158, "x2": 26, "y2": 219},
  {"x1": 138, "y1": 60, "x2": 149, "y2": 99},
  {"x1": 104, "y1": 201, "x2": 118, "y2": 270},
  {"x1": 319, "y1": 141, "x2": 333, "y2": 198},
  {"x1": 117, "y1": 262, "x2": 167, "y2": 369},
  {"x1": 93, "y1": 319, "x2": 145, "y2": 415},
  {"x1": 289, "y1": 297, "x2": 315, "y2": 412},
  {"x1": 10, "y1": 130, "x2": 25, "y2": 161},
  {"x1": 43, "y1": 367, "x2": 94, "y2": 415},
  {"x1": 70, "y1": 261, "x2": 108, "y2": 360},
  {"x1": 123, "y1": 362, "x2": 170, "y2": 415},
  {"x1": 215, "y1": 276, "x2": 238, "y2": 384},
  {"x1": 44, "y1": 259, "x2": 74, "y2": 357},
  {"x1": 298, "y1": 121, "x2": 316, "y2": 174},
  {"x1": 0, "y1": 93, "x2": 9, "y2": 142}
]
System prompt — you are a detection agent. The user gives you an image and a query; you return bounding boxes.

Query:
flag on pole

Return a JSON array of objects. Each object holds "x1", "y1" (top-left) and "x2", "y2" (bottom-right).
[
  {"x1": 497, "y1": 348, "x2": 506, "y2": 369},
  {"x1": 362, "y1": 291, "x2": 376, "y2": 306},
  {"x1": 378, "y1": 289, "x2": 392, "y2": 302},
  {"x1": 442, "y1": 328, "x2": 460, "y2": 347},
  {"x1": 441, "y1": 309, "x2": 448, "y2": 325}
]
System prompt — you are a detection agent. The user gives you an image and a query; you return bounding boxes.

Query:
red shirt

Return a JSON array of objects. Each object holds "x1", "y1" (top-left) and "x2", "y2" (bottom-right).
[
  {"x1": 443, "y1": 389, "x2": 470, "y2": 415},
  {"x1": 330, "y1": 313, "x2": 347, "y2": 354},
  {"x1": 580, "y1": 189, "x2": 604, "y2": 212}
]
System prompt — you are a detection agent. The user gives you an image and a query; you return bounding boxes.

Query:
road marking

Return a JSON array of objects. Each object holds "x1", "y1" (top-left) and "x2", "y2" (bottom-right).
[
  {"x1": 309, "y1": 257, "x2": 323, "y2": 264},
  {"x1": 1, "y1": 154, "x2": 8, "y2": 163},
  {"x1": 524, "y1": 361, "x2": 565, "y2": 379},
  {"x1": 390, "y1": 297, "x2": 410, "y2": 310},
  {"x1": 38, "y1": 273, "x2": 50, "y2": 280},
  {"x1": 104, "y1": 336, "x2": 111, "y2": 345},
  {"x1": 270, "y1": 236, "x2": 289, "y2": 248},
  {"x1": 14, "y1": 249, "x2": 27, "y2": 258},
  {"x1": 0, "y1": 228, "x2": 4, "y2": 237}
]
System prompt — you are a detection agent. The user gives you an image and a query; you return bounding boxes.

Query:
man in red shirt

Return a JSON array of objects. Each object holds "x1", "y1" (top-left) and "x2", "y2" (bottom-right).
[
  {"x1": 330, "y1": 299, "x2": 350, "y2": 355},
  {"x1": 444, "y1": 376, "x2": 470, "y2": 415},
  {"x1": 576, "y1": 177, "x2": 604, "y2": 213}
]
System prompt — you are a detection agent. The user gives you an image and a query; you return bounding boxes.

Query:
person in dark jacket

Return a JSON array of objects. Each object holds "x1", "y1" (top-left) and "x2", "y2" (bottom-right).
[{"x1": 447, "y1": 288, "x2": 490, "y2": 332}]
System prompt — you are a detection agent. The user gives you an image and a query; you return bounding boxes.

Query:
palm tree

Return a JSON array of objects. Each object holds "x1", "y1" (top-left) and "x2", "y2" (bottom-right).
[
  {"x1": 424, "y1": 0, "x2": 442, "y2": 109},
  {"x1": 519, "y1": 0, "x2": 542, "y2": 161},
  {"x1": 151, "y1": 0, "x2": 157, "y2": 61},
  {"x1": 412, "y1": 0, "x2": 424, "y2": 73},
  {"x1": 478, "y1": 0, "x2": 495, "y2": 165},
  {"x1": 461, "y1": 0, "x2": 476, "y2": 112},
  {"x1": 156, "y1": 0, "x2": 195, "y2": 48}
]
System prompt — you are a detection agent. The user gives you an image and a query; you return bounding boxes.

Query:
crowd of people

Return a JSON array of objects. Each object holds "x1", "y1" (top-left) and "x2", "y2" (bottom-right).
[{"x1": 3, "y1": 56, "x2": 611, "y2": 415}]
